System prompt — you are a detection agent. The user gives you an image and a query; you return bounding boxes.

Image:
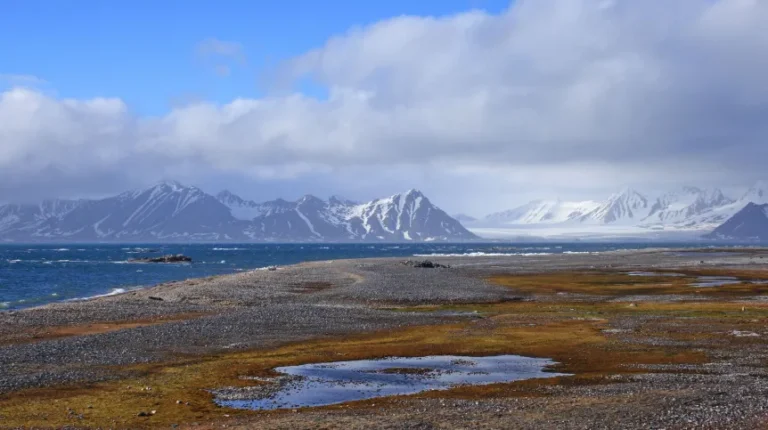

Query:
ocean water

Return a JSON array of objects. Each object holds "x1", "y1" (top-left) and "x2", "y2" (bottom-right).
[{"x1": 0, "y1": 242, "x2": 710, "y2": 310}]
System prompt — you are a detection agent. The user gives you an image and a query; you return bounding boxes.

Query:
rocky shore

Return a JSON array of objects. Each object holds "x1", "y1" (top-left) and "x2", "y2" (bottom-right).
[{"x1": 2, "y1": 249, "x2": 768, "y2": 429}]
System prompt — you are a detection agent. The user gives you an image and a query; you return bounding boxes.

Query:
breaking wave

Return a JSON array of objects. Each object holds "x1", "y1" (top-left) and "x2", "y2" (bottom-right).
[{"x1": 68, "y1": 288, "x2": 127, "y2": 302}]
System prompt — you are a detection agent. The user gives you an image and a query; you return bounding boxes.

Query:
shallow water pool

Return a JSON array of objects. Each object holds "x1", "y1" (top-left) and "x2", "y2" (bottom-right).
[
  {"x1": 216, "y1": 355, "x2": 569, "y2": 410},
  {"x1": 692, "y1": 276, "x2": 741, "y2": 288}
]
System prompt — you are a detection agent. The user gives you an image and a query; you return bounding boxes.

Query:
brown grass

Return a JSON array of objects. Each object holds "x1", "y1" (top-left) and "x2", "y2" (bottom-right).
[
  {"x1": 7, "y1": 268, "x2": 768, "y2": 428},
  {"x1": 0, "y1": 311, "x2": 708, "y2": 429},
  {"x1": 489, "y1": 270, "x2": 768, "y2": 297}
]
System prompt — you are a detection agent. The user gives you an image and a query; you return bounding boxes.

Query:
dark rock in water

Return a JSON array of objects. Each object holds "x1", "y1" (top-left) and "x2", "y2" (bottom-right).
[
  {"x1": 401, "y1": 260, "x2": 451, "y2": 269},
  {"x1": 129, "y1": 254, "x2": 192, "y2": 263}
]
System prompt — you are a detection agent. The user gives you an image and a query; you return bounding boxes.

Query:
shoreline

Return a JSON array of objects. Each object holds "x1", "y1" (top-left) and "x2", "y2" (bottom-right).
[
  {"x1": 3, "y1": 244, "x2": 761, "y2": 313},
  {"x1": 3, "y1": 248, "x2": 768, "y2": 428}
]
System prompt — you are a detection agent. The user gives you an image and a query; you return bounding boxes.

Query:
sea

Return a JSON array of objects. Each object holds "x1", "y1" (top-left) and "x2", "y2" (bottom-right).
[{"x1": 0, "y1": 242, "x2": 725, "y2": 310}]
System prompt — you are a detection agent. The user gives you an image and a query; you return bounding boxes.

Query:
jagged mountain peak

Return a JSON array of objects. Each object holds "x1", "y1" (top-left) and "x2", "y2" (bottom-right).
[
  {"x1": 642, "y1": 186, "x2": 734, "y2": 226},
  {"x1": 216, "y1": 189, "x2": 248, "y2": 204},
  {"x1": 579, "y1": 188, "x2": 649, "y2": 225},
  {"x1": 741, "y1": 180, "x2": 768, "y2": 204},
  {"x1": 329, "y1": 195, "x2": 357, "y2": 206},
  {"x1": 480, "y1": 199, "x2": 601, "y2": 226},
  {"x1": 121, "y1": 181, "x2": 201, "y2": 200},
  {"x1": 609, "y1": 187, "x2": 647, "y2": 201},
  {"x1": 0, "y1": 184, "x2": 472, "y2": 242},
  {"x1": 152, "y1": 180, "x2": 189, "y2": 191},
  {"x1": 298, "y1": 194, "x2": 324, "y2": 204}
]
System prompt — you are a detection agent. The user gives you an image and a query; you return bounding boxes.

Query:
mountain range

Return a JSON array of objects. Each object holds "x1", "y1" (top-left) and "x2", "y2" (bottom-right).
[
  {"x1": 3, "y1": 180, "x2": 768, "y2": 243},
  {"x1": 466, "y1": 181, "x2": 768, "y2": 237},
  {"x1": 0, "y1": 182, "x2": 477, "y2": 242}
]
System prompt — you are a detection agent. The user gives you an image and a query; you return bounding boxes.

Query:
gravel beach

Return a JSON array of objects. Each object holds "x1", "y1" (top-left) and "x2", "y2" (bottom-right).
[{"x1": 2, "y1": 248, "x2": 768, "y2": 429}]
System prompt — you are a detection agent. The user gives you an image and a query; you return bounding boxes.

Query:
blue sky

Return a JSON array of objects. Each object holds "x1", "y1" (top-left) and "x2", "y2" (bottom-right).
[{"x1": 1, "y1": 0, "x2": 509, "y2": 115}]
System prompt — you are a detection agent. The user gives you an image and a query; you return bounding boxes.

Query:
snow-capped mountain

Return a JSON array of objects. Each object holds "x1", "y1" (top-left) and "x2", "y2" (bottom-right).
[
  {"x1": 349, "y1": 189, "x2": 475, "y2": 241},
  {"x1": 480, "y1": 199, "x2": 601, "y2": 226},
  {"x1": 641, "y1": 187, "x2": 734, "y2": 227},
  {"x1": 681, "y1": 181, "x2": 768, "y2": 231},
  {"x1": 0, "y1": 181, "x2": 241, "y2": 241},
  {"x1": 0, "y1": 183, "x2": 475, "y2": 242},
  {"x1": 216, "y1": 190, "x2": 265, "y2": 221},
  {"x1": 239, "y1": 189, "x2": 476, "y2": 241},
  {"x1": 740, "y1": 180, "x2": 768, "y2": 205},
  {"x1": 465, "y1": 181, "x2": 768, "y2": 239},
  {"x1": 242, "y1": 195, "x2": 357, "y2": 241},
  {"x1": 579, "y1": 188, "x2": 651, "y2": 225},
  {"x1": 705, "y1": 203, "x2": 768, "y2": 241}
]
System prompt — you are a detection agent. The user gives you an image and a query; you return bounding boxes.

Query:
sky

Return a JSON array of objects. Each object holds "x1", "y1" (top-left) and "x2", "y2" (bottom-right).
[{"x1": 1, "y1": 0, "x2": 768, "y2": 216}]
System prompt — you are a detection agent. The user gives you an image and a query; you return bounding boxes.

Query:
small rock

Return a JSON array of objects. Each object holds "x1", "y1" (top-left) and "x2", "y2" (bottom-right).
[
  {"x1": 148, "y1": 296, "x2": 164, "y2": 301},
  {"x1": 128, "y1": 254, "x2": 192, "y2": 264},
  {"x1": 401, "y1": 260, "x2": 451, "y2": 269},
  {"x1": 137, "y1": 411, "x2": 149, "y2": 417}
]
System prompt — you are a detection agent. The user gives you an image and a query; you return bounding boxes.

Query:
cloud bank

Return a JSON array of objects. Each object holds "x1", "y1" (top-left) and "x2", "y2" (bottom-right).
[{"x1": 2, "y1": 0, "x2": 768, "y2": 212}]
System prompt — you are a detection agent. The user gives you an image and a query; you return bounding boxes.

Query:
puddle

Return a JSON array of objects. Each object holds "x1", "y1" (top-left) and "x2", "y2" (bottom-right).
[
  {"x1": 627, "y1": 272, "x2": 752, "y2": 288},
  {"x1": 666, "y1": 251, "x2": 746, "y2": 258},
  {"x1": 692, "y1": 276, "x2": 741, "y2": 288},
  {"x1": 215, "y1": 355, "x2": 568, "y2": 410},
  {"x1": 627, "y1": 271, "x2": 685, "y2": 277}
]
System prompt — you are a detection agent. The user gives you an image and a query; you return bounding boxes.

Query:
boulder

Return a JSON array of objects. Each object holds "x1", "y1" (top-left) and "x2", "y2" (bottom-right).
[{"x1": 401, "y1": 260, "x2": 451, "y2": 269}]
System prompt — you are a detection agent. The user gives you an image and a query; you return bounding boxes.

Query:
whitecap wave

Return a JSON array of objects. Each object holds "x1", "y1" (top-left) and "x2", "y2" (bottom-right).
[
  {"x1": 0, "y1": 302, "x2": 9, "y2": 308},
  {"x1": 53, "y1": 248, "x2": 70, "y2": 252},
  {"x1": 212, "y1": 247, "x2": 245, "y2": 251},
  {"x1": 68, "y1": 288, "x2": 127, "y2": 301}
]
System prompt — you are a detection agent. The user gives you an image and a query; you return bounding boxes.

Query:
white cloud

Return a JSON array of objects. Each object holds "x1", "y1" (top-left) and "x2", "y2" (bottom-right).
[{"x1": 1, "y1": 0, "x2": 768, "y2": 213}]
